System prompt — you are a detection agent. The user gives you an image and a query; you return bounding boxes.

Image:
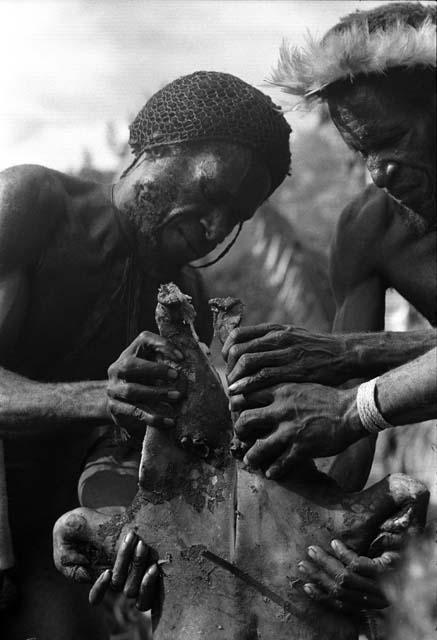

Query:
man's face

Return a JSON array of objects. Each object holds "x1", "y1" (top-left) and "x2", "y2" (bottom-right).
[
  {"x1": 328, "y1": 75, "x2": 436, "y2": 232},
  {"x1": 118, "y1": 141, "x2": 271, "y2": 267}
]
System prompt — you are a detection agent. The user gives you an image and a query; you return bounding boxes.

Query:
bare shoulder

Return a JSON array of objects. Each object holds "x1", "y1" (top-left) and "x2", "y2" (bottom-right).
[
  {"x1": 330, "y1": 185, "x2": 392, "y2": 293},
  {"x1": 0, "y1": 164, "x2": 67, "y2": 271},
  {"x1": 334, "y1": 185, "x2": 392, "y2": 253}
]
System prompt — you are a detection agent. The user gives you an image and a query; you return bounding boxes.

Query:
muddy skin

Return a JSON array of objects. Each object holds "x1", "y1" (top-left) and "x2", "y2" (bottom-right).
[{"x1": 57, "y1": 287, "x2": 429, "y2": 640}]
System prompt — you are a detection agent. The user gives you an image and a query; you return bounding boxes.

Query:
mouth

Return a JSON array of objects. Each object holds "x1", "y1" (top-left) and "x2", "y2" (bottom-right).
[{"x1": 177, "y1": 225, "x2": 216, "y2": 260}]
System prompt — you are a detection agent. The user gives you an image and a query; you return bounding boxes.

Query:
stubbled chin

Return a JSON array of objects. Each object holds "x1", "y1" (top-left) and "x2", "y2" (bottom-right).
[{"x1": 397, "y1": 201, "x2": 434, "y2": 237}]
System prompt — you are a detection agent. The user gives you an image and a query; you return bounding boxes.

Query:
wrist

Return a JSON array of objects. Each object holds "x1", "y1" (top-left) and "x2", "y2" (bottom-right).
[
  {"x1": 339, "y1": 387, "x2": 368, "y2": 443},
  {"x1": 65, "y1": 381, "x2": 110, "y2": 422},
  {"x1": 342, "y1": 335, "x2": 363, "y2": 378}
]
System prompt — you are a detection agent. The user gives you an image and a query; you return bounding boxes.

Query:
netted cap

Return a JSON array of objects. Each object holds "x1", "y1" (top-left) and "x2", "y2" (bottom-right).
[{"x1": 129, "y1": 71, "x2": 291, "y2": 195}]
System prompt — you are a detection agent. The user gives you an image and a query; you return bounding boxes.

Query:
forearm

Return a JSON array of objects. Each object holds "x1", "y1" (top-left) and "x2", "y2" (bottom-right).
[
  {"x1": 0, "y1": 366, "x2": 109, "y2": 437},
  {"x1": 326, "y1": 347, "x2": 436, "y2": 491},
  {"x1": 341, "y1": 329, "x2": 436, "y2": 380},
  {"x1": 375, "y1": 347, "x2": 437, "y2": 425}
]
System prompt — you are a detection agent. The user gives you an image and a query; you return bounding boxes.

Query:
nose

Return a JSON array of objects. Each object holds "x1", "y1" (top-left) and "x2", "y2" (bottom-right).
[
  {"x1": 369, "y1": 161, "x2": 398, "y2": 189},
  {"x1": 200, "y1": 209, "x2": 232, "y2": 243}
]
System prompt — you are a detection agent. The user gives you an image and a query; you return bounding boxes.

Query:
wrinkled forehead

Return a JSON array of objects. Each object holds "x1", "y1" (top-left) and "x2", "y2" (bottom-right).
[
  {"x1": 327, "y1": 70, "x2": 434, "y2": 126},
  {"x1": 327, "y1": 77, "x2": 416, "y2": 141}
]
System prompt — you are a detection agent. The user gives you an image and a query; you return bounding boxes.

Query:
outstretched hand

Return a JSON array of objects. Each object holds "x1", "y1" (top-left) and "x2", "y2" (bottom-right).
[
  {"x1": 222, "y1": 324, "x2": 350, "y2": 396},
  {"x1": 298, "y1": 492, "x2": 429, "y2": 614},
  {"x1": 53, "y1": 508, "x2": 159, "y2": 611},
  {"x1": 230, "y1": 382, "x2": 366, "y2": 477},
  {"x1": 107, "y1": 330, "x2": 185, "y2": 433}
]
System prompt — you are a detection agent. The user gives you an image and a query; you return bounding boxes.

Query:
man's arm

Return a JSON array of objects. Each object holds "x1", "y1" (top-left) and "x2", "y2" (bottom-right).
[
  {"x1": 0, "y1": 166, "x2": 111, "y2": 437},
  {"x1": 375, "y1": 347, "x2": 437, "y2": 425},
  {"x1": 223, "y1": 187, "x2": 435, "y2": 397}
]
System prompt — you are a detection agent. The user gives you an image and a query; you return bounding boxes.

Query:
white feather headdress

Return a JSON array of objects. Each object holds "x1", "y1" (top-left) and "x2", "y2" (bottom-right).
[{"x1": 270, "y1": 17, "x2": 436, "y2": 107}]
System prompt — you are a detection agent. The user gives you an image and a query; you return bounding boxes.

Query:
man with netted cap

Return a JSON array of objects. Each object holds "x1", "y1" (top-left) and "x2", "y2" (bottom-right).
[
  {"x1": 0, "y1": 70, "x2": 290, "y2": 638},
  {"x1": 222, "y1": 0, "x2": 436, "y2": 619}
]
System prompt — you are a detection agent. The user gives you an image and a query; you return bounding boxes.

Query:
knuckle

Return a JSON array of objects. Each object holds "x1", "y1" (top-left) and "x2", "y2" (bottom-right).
[
  {"x1": 121, "y1": 383, "x2": 135, "y2": 400},
  {"x1": 336, "y1": 569, "x2": 349, "y2": 586},
  {"x1": 330, "y1": 584, "x2": 343, "y2": 598},
  {"x1": 239, "y1": 353, "x2": 252, "y2": 368},
  {"x1": 234, "y1": 423, "x2": 246, "y2": 438},
  {"x1": 107, "y1": 363, "x2": 117, "y2": 378},
  {"x1": 349, "y1": 558, "x2": 360, "y2": 572},
  {"x1": 228, "y1": 345, "x2": 241, "y2": 361},
  {"x1": 132, "y1": 406, "x2": 148, "y2": 422},
  {"x1": 229, "y1": 328, "x2": 240, "y2": 343}
]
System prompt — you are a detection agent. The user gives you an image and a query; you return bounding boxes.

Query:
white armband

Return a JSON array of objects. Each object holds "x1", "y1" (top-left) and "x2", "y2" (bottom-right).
[{"x1": 356, "y1": 377, "x2": 394, "y2": 435}]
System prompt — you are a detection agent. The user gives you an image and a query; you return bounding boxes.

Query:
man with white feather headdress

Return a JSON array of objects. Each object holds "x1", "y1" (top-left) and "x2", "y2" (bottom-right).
[{"x1": 223, "y1": 1, "x2": 436, "y2": 624}]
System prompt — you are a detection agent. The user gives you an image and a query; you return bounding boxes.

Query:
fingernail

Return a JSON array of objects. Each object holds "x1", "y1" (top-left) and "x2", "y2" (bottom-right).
[
  {"x1": 227, "y1": 383, "x2": 237, "y2": 393},
  {"x1": 298, "y1": 562, "x2": 308, "y2": 574},
  {"x1": 174, "y1": 350, "x2": 184, "y2": 361},
  {"x1": 243, "y1": 456, "x2": 249, "y2": 466},
  {"x1": 265, "y1": 470, "x2": 272, "y2": 479},
  {"x1": 331, "y1": 540, "x2": 340, "y2": 552},
  {"x1": 167, "y1": 369, "x2": 178, "y2": 379},
  {"x1": 167, "y1": 390, "x2": 181, "y2": 400},
  {"x1": 164, "y1": 418, "x2": 175, "y2": 427},
  {"x1": 124, "y1": 531, "x2": 136, "y2": 544},
  {"x1": 136, "y1": 540, "x2": 148, "y2": 556},
  {"x1": 307, "y1": 546, "x2": 317, "y2": 559},
  {"x1": 303, "y1": 584, "x2": 315, "y2": 597}
]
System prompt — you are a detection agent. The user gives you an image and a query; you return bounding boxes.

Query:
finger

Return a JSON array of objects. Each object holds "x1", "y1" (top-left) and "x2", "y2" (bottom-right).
[
  {"x1": 332, "y1": 539, "x2": 398, "y2": 575},
  {"x1": 265, "y1": 443, "x2": 303, "y2": 480},
  {"x1": 136, "y1": 564, "x2": 160, "y2": 611},
  {"x1": 234, "y1": 408, "x2": 274, "y2": 441},
  {"x1": 243, "y1": 428, "x2": 291, "y2": 469},
  {"x1": 229, "y1": 390, "x2": 273, "y2": 413},
  {"x1": 329, "y1": 540, "x2": 359, "y2": 566},
  {"x1": 113, "y1": 357, "x2": 180, "y2": 384},
  {"x1": 368, "y1": 532, "x2": 405, "y2": 557},
  {"x1": 298, "y1": 560, "x2": 388, "y2": 609},
  {"x1": 228, "y1": 366, "x2": 289, "y2": 395},
  {"x1": 302, "y1": 583, "x2": 357, "y2": 615},
  {"x1": 226, "y1": 349, "x2": 289, "y2": 386},
  {"x1": 309, "y1": 546, "x2": 385, "y2": 596},
  {"x1": 111, "y1": 531, "x2": 138, "y2": 591},
  {"x1": 123, "y1": 540, "x2": 150, "y2": 598},
  {"x1": 222, "y1": 324, "x2": 280, "y2": 363},
  {"x1": 108, "y1": 399, "x2": 175, "y2": 429},
  {"x1": 306, "y1": 545, "x2": 348, "y2": 583},
  {"x1": 108, "y1": 382, "x2": 182, "y2": 405},
  {"x1": 89, "y1": 569, "x2": 112, "y2": 606},
  {"x1": 131, "y1": 332, "x2": 184, "y2": 362},
  {"x1": 229, "y1": 394, "x2": 248, "y2": 413},
  {"x1": 351, "y1": 552, "x2": 400, "y2": 577}
]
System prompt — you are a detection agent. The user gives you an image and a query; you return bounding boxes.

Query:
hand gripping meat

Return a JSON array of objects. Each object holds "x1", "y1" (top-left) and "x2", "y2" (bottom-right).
[{"x1": 53, "y1": 286, "x2": 429, "y2": 640}]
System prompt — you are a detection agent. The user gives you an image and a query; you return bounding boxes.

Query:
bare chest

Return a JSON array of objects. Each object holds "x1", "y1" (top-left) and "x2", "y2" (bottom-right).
[{"x1": 380, "y1": 229, "x2": 436, "y2": 325}]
